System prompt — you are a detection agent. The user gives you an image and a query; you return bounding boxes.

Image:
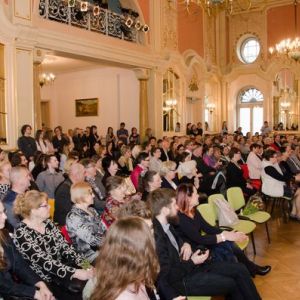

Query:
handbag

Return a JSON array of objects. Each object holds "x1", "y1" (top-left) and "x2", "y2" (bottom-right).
[{"x1": 214, "y1": 198, "x2": 239, "y2": 227}]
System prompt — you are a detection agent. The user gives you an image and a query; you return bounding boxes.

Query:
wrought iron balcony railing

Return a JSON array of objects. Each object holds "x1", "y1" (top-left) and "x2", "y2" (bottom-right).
[{"x1": 39, "y1": 0, "x2": 137, "y2": 43}]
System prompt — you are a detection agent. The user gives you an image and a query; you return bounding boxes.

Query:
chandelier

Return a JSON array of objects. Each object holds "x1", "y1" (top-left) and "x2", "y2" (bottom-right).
[
  {"x1": 39, "y1": 73, "x2": 56, "y2": 87},
  {"x1": 269, "y1": 0, "x2": 300, "y2": 62},
  {"x1": 180, "y1": 0, "x2": 252, "y2": 16}
]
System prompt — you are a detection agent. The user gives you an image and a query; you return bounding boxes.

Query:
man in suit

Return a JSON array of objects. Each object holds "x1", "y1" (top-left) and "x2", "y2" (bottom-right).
[
  {"x1": 148, "y1": 188, "x2": 261, "y2": 300},
  {"x1": 160, "y1": 139, "x2": 171, "y2": 162}
]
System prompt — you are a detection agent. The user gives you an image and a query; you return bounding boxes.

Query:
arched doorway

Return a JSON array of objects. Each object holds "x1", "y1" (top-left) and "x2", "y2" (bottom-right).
[{"x1": 237, "y1": 87, "x2": 264, "y2": 134}]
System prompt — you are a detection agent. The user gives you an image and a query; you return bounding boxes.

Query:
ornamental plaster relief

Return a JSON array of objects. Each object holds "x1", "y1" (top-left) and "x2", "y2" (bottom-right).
[
  {"x1": 161, "y1": 0, "x2": 178, "y2": 51},
  {"x1": 229, "y1": 10, "x2": 266, "y2": 66}
]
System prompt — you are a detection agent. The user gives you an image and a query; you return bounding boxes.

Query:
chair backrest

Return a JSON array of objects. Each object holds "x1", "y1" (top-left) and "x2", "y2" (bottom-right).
[
  {"x1": 197, "y1": 203, "x2": 217, "y2": 227},
  {"x1": 48, "y1": 198, "x2": 55, "y2": 220},
  {"x1": 226, "y1": 187, "x2": 246, "y2": 211},
  {"x1": 208, "y1": 193, "x2": 226, "y2": 220}
]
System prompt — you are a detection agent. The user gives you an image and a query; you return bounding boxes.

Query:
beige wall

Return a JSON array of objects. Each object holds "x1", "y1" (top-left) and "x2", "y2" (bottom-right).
[{"x1": 40, "y1": 67, "x2": 139, "y2": 136}]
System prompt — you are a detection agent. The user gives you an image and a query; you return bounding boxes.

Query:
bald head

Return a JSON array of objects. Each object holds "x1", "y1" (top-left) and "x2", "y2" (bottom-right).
[
  {"x1": 10, "y1": 166, "x2": 31, "y2": 192},
  {"x1": 69, "y1": 162, "x2": 85, "y2": 183}
]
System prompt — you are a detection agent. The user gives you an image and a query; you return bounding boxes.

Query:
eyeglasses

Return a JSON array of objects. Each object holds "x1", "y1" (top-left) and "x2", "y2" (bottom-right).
[{"x1": 88, "y1": 190, "x2": 94, "y2": 195}]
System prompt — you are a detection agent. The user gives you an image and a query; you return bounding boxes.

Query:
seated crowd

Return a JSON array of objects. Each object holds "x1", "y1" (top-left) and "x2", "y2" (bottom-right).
[{"x1": 1, "y1": 121, "x2": 300, "y2": 300}]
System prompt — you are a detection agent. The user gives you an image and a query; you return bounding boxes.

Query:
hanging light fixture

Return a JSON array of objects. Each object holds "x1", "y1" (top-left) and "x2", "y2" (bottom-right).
[
  {"x1": 179, "y1": 0, "x2": 251, "y2": 16},
  {"x1": 269, "y1": 0, "x2": 300, "y2": 62}
]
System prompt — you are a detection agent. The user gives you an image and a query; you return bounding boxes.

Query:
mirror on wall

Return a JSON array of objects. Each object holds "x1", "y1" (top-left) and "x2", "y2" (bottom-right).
[
  {"x1": 273, "y1": 68, "x2": 299, "y2": 131},
  {"x1": 163, "y1": 69, "x2": 180, "y2": 132},
  {"x1": 0, "y1": 43, "x2": 6, "y2": 145}
]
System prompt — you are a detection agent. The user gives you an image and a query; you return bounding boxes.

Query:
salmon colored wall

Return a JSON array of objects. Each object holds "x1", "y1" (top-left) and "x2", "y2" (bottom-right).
[
  {"x1": 178, "y1": 4, "x2": 204, "y2": 57},
  {"x1": 137, "y1": 0, "x2": 149, "y2": 25},
  {"x1": 267, "y1": 4, "x2": 300, "y2": 48}
]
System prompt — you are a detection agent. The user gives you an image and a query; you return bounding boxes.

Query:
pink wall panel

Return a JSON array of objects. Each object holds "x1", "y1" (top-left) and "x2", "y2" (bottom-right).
[
  {"x1": 267, "y1": 4, "x2": 300, "y2": 48},
  {"x1": 177, "y1": 5, "x2": 204, "y2": 57}
]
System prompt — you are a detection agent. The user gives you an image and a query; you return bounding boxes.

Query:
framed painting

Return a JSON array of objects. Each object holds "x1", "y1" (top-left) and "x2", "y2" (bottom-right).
[{"x1": 75, "y1": 98, "x2": 98, "y2": 117}]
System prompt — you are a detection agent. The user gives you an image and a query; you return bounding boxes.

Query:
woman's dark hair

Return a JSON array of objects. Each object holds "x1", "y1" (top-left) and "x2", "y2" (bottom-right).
[
  {"x1": 228, "y1": 147, "x2": 240, "y2": 159},
  {"x1": 150, "y1": 147, "x2": 160, "y2": 156},
  {"x1": 250, "y1": 143, "x2": 262, "y2": 151},
  {"x1": 21, "y1": 124, "x2": 31, "y2": 136},
  {"x1": 136, "y1": 152, "x2": 149, "y2": 164},
  {"x1": 0, "y1": 228, "x2": 8, "y2": 270},
  {"x1": 102, "y1": 156, "x2": 116, "y2": 172},
  {"x1": 138, "y1": 170, "x2": 157, "y2": 193},
  {"x1": 10, "y1": 153, "x2": 26, "y2": 167},
  {"x1": 176, "y1": 152, "x2": 190, "y2": 163},
  {"x1": 35, "y1": 129, "x2": 43, "y2": 141},
  {"x1": 90, "y1": 125, "x2": 97, "y2": 135},
  {"x1": 176, "y1": 144, "x2": 184, "y2": 151},
  {"x1": 263, "y1": 149, "x2": 277, "y2": 161},
  {"x1": 176, "y1": 183, "x2": 195, "y2": 215}
]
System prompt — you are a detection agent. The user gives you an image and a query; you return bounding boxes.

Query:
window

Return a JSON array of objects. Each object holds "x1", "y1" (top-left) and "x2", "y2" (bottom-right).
[
  {"x1": 238, "y1": 36, "x2": 260, "y2": 64},
  {"x1": 237, "y1": 87, "x2": 264, "y2": 134},
  {"x1": 163, "y1": 69, "x2": 180, "y2": 132}
]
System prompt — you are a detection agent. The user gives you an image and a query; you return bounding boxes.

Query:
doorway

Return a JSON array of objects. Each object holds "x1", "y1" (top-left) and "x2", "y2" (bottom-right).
[{"x1": 41, "y1": 100, "x2": 50, "y2": 128}]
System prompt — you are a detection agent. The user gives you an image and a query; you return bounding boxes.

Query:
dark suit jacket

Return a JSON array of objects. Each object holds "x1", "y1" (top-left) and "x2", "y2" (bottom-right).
[
  {"x1": 54, "y1": 177, "x2": 73, "y2": 226},
  {"x1": 0, "y1": 234, "x2": 40, "y2": 298},
  {"x1": 159, "y1": 148, "x2": 171, "y2": 162},
  {"x1": 161, "y1": 177, "x2": 177, "y2": 190},
  {"x1": 153, "y1": 218, "x2": 196, "y2": 300}
]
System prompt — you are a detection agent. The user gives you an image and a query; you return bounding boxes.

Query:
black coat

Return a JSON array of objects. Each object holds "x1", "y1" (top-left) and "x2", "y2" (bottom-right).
[
  {"x1": 0, "y1": 234, "x2": 40, "y2": 298},
  {"x1": 54, "y1": 178, "x2": 73, "y2": 226},
  {"x1": 153, "y1": 218, "x2": 196, "y2": 300}
]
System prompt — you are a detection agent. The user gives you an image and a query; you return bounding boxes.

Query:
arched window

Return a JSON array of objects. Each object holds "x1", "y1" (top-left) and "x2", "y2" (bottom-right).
[{"x1": 237, "y1": 87, "x2": 263, "y2": 134}]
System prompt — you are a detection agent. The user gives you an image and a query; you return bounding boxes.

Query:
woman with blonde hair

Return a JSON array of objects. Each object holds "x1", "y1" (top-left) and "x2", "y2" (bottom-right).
[
  {"x1": 118, "y1": 145, "x2": 133, "y2": 175},
  {"x1": 66, "y1": 182, "x2": 106, "y2": 264},
  {"x1": 87, "y1": 217, "x2": 159, "y2": 300},
  {"x1": 13, "y1": 190, "x2": 94, "y2": 299},
  {"x1": 0, "y1": 160, "x2": 11, "y2": 200},
  {"x1": 0, "y1": 201, "x2": 54, "y2": 299}
]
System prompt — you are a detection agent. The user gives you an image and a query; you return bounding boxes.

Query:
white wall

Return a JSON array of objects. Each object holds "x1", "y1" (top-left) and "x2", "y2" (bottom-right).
[{"x1": 40, "y1": 67, "x2": 139, "y2": 136}]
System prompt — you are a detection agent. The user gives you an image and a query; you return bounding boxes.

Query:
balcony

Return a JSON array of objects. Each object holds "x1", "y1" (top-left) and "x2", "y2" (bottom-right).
[{"x1": 39, "y1": 0, "x2": 138, "y2": 43}]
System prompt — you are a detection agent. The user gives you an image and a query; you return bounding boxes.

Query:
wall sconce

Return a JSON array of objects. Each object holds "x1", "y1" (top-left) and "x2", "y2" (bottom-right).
[
  {"x1": 207, "y1": 103, "x2": 216, "y2": 113},
  {"x1": 39, "y1": 72, "x2": 56, "y2": 87},
  {"x1": 166, "y1": 99, "x2": 177, "y2": 107},
  {"x1": 280, "y1": 101, "x2": 291, "y2": 110}
]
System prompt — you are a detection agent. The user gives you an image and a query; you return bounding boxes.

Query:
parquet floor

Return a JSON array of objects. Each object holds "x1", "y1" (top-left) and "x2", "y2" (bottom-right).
[{"x1": 246, "y1": 214, "x2": 300, "y2": 300}]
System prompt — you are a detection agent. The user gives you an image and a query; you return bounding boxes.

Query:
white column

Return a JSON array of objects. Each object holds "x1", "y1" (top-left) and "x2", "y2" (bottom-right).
[{"x1": 15, "y1": 47, "x2": 35, "y2": 132}]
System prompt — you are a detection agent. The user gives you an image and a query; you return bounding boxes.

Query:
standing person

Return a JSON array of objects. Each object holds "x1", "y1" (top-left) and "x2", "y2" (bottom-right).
[
  {"x1": 36, "y1": 154, "x2": 64, "y2": 199},
  {"x1": 221, "y1": 121, "x2": 228, "y2": 135},
  {"x1": 105, "y1": 127, "x2": 116, "y2": 145},
  {"x1": 196, "y1": 122, "x2": 203, "y2": 136},
  {"x1": 0, "y1": 201, "x2": 54, "y2": 300},
  {"x1": 148, "y1": 188, "x2": 261, "y2": 300},
  {"x1": 35, "y1": 129, "x2": 49, "y2": 154},
  {"x1": 52, "y1": 126, "x2": 68, "y2": 154},
  {"x1": 17, "y1": 124, "x2": 37, "y2": 161},
  {"x1": 261, "y1": 121, "x2": 272, "y2": 136},
  {"x1": 117, "y1": 122, "x2": 129, "y2": 145},
  {"x1": 129, "y1": 127, "x2": 140, "y2": 145},
  {"x1": 54, "y1": 162, "x2": 85, "y2": 226},
  {"x1": 175, "y1": 122, "x2": 181, "y2": 133},
  {"x1": 89, "y1": 125, "x2": 101, "y2": 156}
]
